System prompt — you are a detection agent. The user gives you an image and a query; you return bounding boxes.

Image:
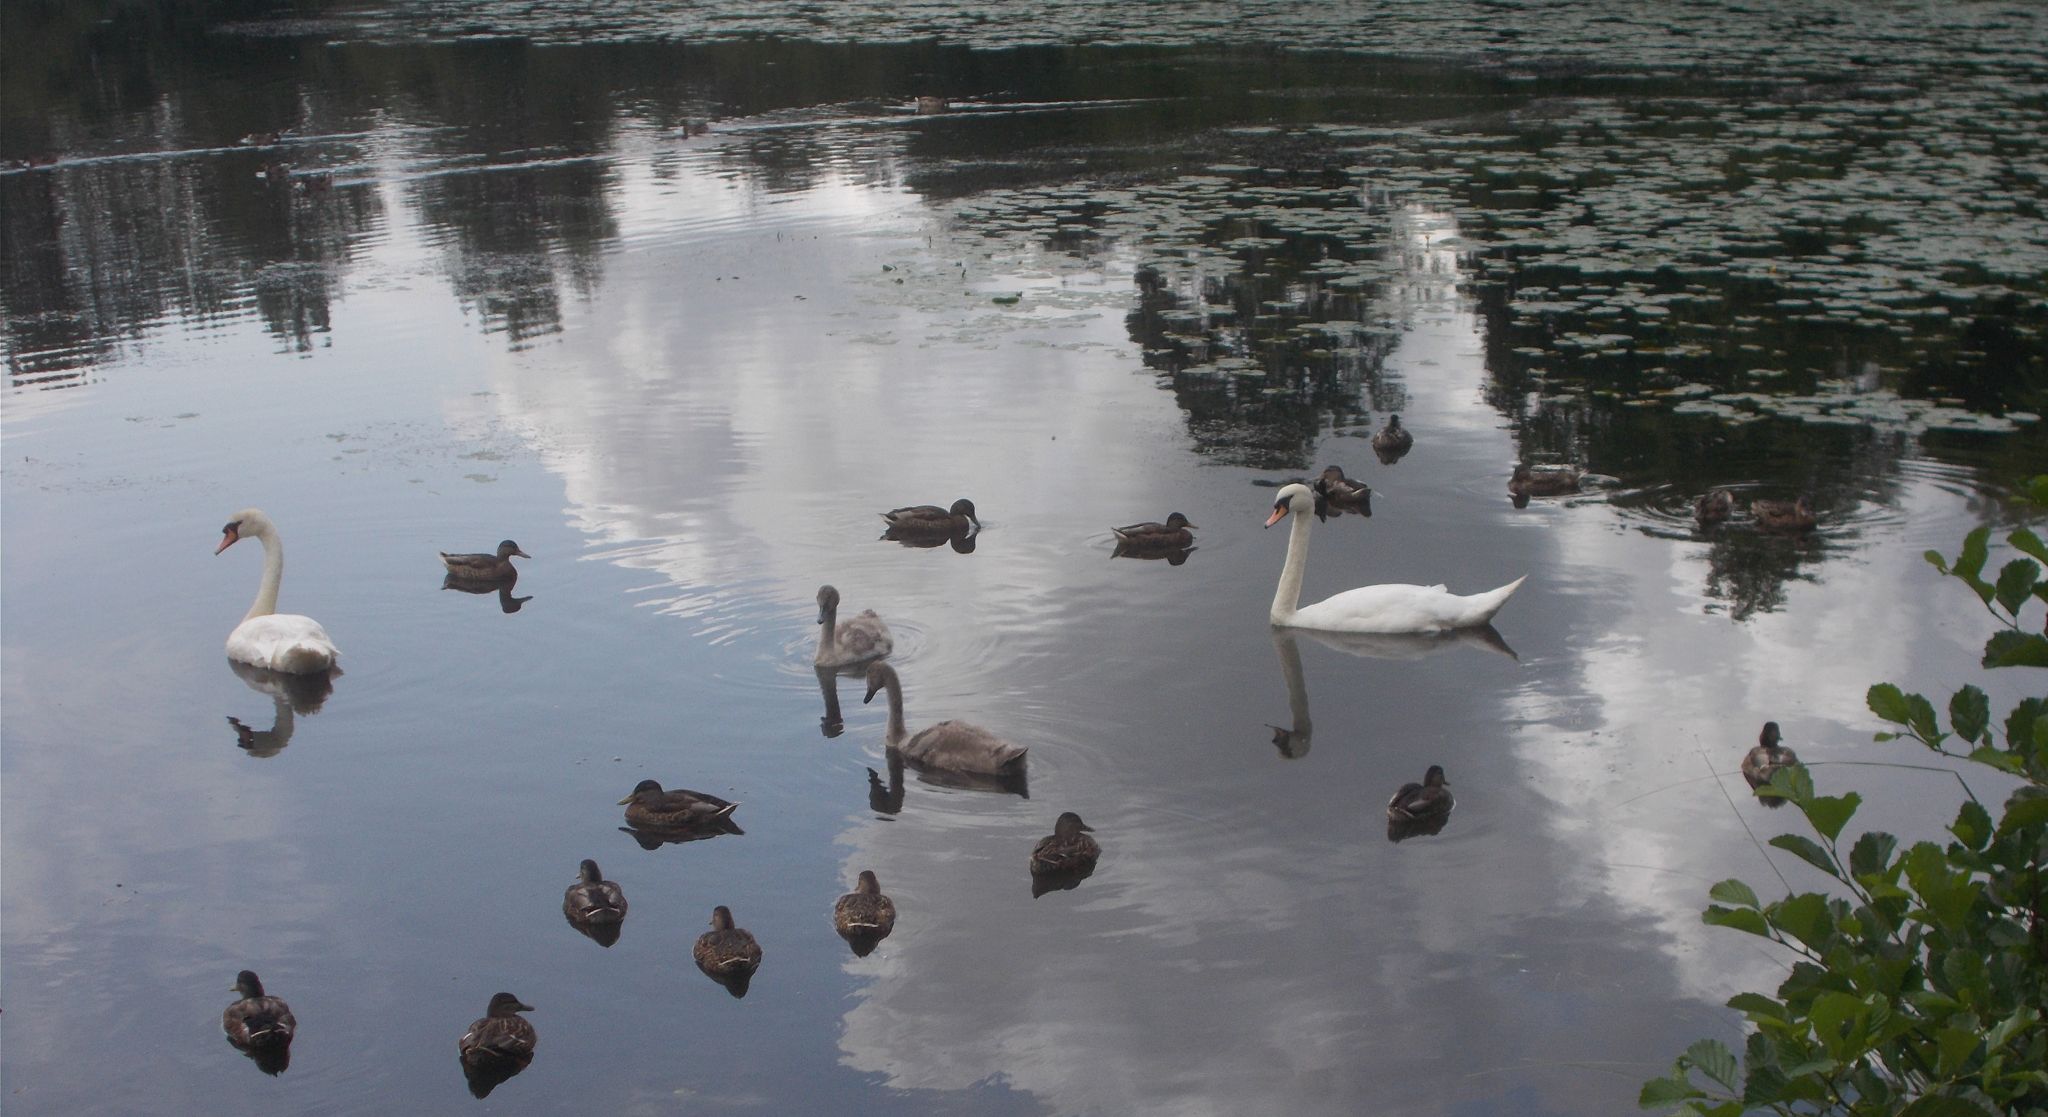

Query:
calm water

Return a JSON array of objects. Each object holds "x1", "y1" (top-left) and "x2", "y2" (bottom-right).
[{"x1": 5, "y1": 3, "x2": 2047, "y2": 1114}]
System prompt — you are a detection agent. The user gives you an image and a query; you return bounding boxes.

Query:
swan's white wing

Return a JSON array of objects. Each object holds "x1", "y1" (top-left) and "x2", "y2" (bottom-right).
[
  {"x1": 227, "y1": 613, "x2": 339, "y2": 674},
  {"x1": 1289, "y1": 577, "x2": 1523, "y2": 634}
]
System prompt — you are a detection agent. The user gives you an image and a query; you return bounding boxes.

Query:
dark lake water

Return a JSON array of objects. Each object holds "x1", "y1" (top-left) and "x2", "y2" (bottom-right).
[{"x1": 5, "y1": 3, "x2": 2047, "y2": 1114}]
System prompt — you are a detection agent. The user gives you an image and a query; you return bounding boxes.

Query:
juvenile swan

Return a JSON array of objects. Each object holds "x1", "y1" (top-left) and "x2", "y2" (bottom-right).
[
  {"x1": 863, "y1": 660, "x2": 1027, "y2": 776},
  {"x1": 216, "y1": 509, "x2": 340, "y2": 674},
  {"x1": 1263, "y1": 484, "x2": 1524, "y2": 633},
  {"x1": 815, "y1": 584, "x2": 894, "y2": 667}
]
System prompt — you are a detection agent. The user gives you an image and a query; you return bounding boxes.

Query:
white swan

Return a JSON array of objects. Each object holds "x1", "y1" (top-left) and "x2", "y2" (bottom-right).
[
  {"x1": 216, "y1": 508, "x2": 340, "y2": 674},
  {"x1": 1264, "y1": 483, "x2": 1525, "y2": 633},
  {"x1": 815, "y1": 584, "x2": 893, "y2": 669}
]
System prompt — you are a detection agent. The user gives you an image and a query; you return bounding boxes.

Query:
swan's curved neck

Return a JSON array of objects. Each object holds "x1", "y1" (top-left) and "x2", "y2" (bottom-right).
[
  {"x1": 247, "y1": 527, "x2": 284, "y2": 621},
  {"x1": 1270, "y1": 509, "x2": 1313, "y2": 623},
  {"x1": 816, "y1": 599, "x2": 838, "y2": 658},
  {"x1": 880, "y1": 671, "x2": 906, "y2": 744}
]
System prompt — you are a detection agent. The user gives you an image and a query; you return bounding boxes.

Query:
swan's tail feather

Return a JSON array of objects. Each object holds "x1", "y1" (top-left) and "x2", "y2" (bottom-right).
[
  {"x1": 1464, "y1": 575, "x2": 1527, "y2": 625},
  {"x1": 276, "y1": 643, "x2": 338, "y2": 675}
]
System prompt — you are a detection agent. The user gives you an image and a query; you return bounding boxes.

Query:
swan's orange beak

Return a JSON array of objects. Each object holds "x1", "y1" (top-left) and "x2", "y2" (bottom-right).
[
  {"x1": 1263, "y1": 505, "x2": 1289, "y2": 528},
  {"x1": 215, "y1": 527, "x2": 240, "y2": 554}
]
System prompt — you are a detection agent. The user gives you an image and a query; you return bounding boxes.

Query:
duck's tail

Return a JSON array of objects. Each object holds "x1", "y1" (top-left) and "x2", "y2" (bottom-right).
[{"x1": 710, "y1": 802, "x2": 740, "y2": 821}]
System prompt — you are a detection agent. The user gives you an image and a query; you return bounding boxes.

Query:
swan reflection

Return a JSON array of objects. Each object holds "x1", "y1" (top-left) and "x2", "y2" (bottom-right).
[
  {"x1": 1265, "y1": 626, "x2": 1515, "y2": 760},
  {"x1": 441, "y1": 572, "x2": 531, "y2": 613},
  {"x1": 225, "y1": 659, "x2": 339, "y2": 757},
  {"x1": 817, "y1": 667, "x2": 847, "y2": 738}
]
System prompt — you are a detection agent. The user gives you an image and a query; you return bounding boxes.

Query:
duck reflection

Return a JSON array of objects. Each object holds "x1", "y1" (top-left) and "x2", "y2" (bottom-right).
[
  {"x1": 1111, "y1": 539, "x2": 1197, "y2": 565},
  {"x1": 441, "y1": 572, "x2": 532, "y2": 613},
  {"x1": 882, "y1": 522, "x2": 978, "y2": 553},
  {"x1": 1265, "y1": 626, "x2": 1516, "y2": 760},
  {"x1": 225, "y1": 659, "x2": 338, "y2": 757}
]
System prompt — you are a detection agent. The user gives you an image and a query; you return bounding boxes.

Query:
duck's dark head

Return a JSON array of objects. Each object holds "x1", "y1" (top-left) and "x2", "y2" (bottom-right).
[
  {"x1": 816, "y1": 584, "x2": 840, "y2": 623},
  {"x1": 855, "y1": 869, "x2": 882, "y2": 894},
  {"x1": 485, "y1": 992, "x2": 533, "y2": 1017},
  {"x1": 1053, "y1": 811, "x2": 1093, "y2": 836},
  {"x1": 1511, "y1": 465, "x2": 1533, "y2": 484},
  {"x1": 1423, "y1": 765, "x2": 1449, "y2": 787},
  {"x1": 1163, "y1": 512, "x2": 1195, "y2": 529},
  {"x1": 578, "y1": 859, "x2": 604, "y2": 883},
  {"x1": 232, "y1": 970, "x2": 266, "y2": 997},
  {"x1": 949, "y1": 498, "x2": 979, "y2": 527},
  {"x1": 1388, "y1": 414, "x2": 1402, "y2": 429},
  {"x1": 1759, "y1": 722, "x2": 1782, "y2": 749},
  {"x1": 496, "y1": 540, "x2": 530, "y2": 560},
  {"x1": 862, "y1": 660, "x2": 896, "y2": 704},
  {"x1": 617, "y1": 779, "x2": 664, "y2": 805},
  {"x1": 709, "y1": 905, "x2": 737, "y2": 931}
]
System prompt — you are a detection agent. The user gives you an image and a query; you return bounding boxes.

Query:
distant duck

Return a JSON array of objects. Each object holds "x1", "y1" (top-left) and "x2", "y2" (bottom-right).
[
  {"x1": 1695, "y1": 488, "x2": 1734, "y2": 525},
  {"x1": 1371, "y1": 415, "x2": 1414, "y2": 461},
  {"x1": 216, "y1": 508, "x2": 341, "y2": 675},
  {"x1": 881, "y1": 498, "x2": 979, "y2": 536},
  {"x1": 815, "y1": 584, "x2": 893, "y2": 668},
  {"x1": 1508, "y1": 464, "x2": 1584, "y2": 500},
  {"x1": 833, "y1": 870, "x2": 898, "y2": 956},
  {"x1": 617, "y1": 780, "x2": 740, "y2": 830},
  {"x1": 1028, "y1": 811, "x2": 1101, "y2": 876},
  {"x1": 1387, "y1": 765, "x2": 1454, "y2": 824},
  {"x1": 1111, "y1": 512, "x2": 1197, "y2": 548},
  {"x1": 1752, "y1": 496, "x2": 1817, "y2": 533},
  {"x1": 1314, "y1": 466, "x2": 1373, "y2": 514},
  {"x1": 914, "y1": 95, "x2": 949, "y2": 114},
  {"x1": 223, "y1": 970, "x2": 295, "y2": 1074},
  {"x1": 458, "y1": 992, "x2": 536, "y2": 1095},
  {"x1": 694, "y1": 906, "x2": 763, "y2": 995},
  {"x1": 863, "y1": 661, "x2": 1028, "y2": 777},
  {"x1": 562, "y1": 859, "x2": 627, "y2": 926},
  {"x1": 1741, "y1": 721, "x2": 1802, "y2": 794},
  {"x1": 440, "y1": 540, "x2": 529, "y2": 580}
]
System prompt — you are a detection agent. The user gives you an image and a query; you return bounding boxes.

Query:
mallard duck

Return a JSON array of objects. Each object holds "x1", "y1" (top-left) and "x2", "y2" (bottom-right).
[
  {"x1": 223, "y1": 970, "x2": 295, "y2": 1073},
  {"x1": 458, "y1": 992, "x2": 536, "y2": 1078},
  {"x1": 834, "y1": 870, "x2": 898, "y2": 955},
  {"x1": 1752, "y1": 497, "x2": 1817, "y2": 533},
  {"x1": 816, "y1": 585, "x2": 894, "y2": 668},
  {"x1": 617, "y1": 779, "x2": 740, "y2": 830},
  {"x1": 1387, "y1": 765, "x2": 1453, "y2": 823},
  {"x1": 1695, "y1": 489, "x2": 1734, "y2": 525},
  {"x1": 1111, "y1": 512, "x2": 1196, "y2": 548},
  {"x1": 1314, "y1": 466, "x2": 1373, "y2": 514},
  {"x1": 563, "y1": 859, "x2": 626, "y2": 925},
  {"x1": 694, "y1": 905, "x2": 763, "y2": 994},
  {"x1": 1029, "y1": 811, "x2": 1101, "y2": 875},
  {"x1": 1371, "y1": 415, "x2": 1414, "y2": 462},
  {"x1": 216, "y1": 509, "x2": 340, "y2": 675},
  {"x1": 881, "y1": 498, "x2": 979, "y2": 535},
  {"x1": 863, "y1": 661, "x2": 1027, "y2": 776},
  {"x1": 440, "y1": 540, "x2": 529, "y2": 580},
  {"x1": 1508, "y1": 464, "x2": 1584, "y2": 500},
  {"x1": 1742, "y1": 721, "x2": 1802, "y2": 793}
]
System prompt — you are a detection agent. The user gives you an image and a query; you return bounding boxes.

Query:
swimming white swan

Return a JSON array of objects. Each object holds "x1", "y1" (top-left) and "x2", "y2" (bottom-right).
[
  {"x1": 1263, "y1": 483, "x2": 1524, "y2": 633},
  {"x1": 216, "y1": 508, "x2": 340, "y2": 674}
]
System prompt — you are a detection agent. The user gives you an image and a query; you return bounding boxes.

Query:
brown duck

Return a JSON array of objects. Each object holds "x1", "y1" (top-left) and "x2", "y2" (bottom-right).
[
  {"x1": 563, "y1": 859, "x2": 627, "y2": 926},
  {"x1": 223, "y1": 970, "x2": 295, "y2": 1074},
  {"x1": 1752, "y1": 497, "x2": 1817, "y2": 533},
  {"x1": 458, "y1": 992, "x2": 536, "y2": 1069},
  {"x1": 440, "y1": 540, "x2": 529, "y2": 580},
  {"x1": 617, "y1": 779, "x2": 740, "y2": 830},
  {"x1": 1387, "y1": 765, "x2": 1453, "y2": 823},
  {"x1": 694, "y1": 905, "x2": 763, "y2": 995},
  {"x1": 1742, "y1": 721, "x2": 1802, "y2": 794},
  {"x1": 881, "y1": 498, "x2": 979, "y2": 535},
  {"x1": 1111, "y1": 512, "x2": 1196, "y2": 548},
  {"x1": 1029, "y1": 811, "x2": 1101, "y2": 876},
  {"x1": 834, "y1": 870, "x2": 898, "y2": 955}
]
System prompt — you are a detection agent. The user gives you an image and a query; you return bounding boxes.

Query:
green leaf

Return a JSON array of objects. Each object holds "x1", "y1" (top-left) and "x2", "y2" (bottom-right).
[
  {"x1": 1868, "y1": 683, "x2": 1912, "y2": 727},
  {"x1": 1993, "y1": 558, "x2": 2042, "y2": 617},
  {"x1": 2029, "y1": 476, "x2": 2048, "y2": 508},
  {"x1": 1769, "y1": 834, "x2": 1837, "y2": 876},
  {"x1": 2011, "y1": 526, "x2": 2048, "y2": 566},
  {"x1": 1983, "y1": 630, "x2": 2048, "y2": 669},
  {"x1": 1708, "y1": 879, "x2": 1760, "y2": 909},
  {"x1": 1924, "y1": 548, "x2": 1951, "y2": 574},
  {"x1": 1768, "y1": 892, "x2": 1833, "y2": 949},
  {"x1": 1799, "y1": 791, "x2": 1861, "y2": 842},
  {"x1": 1967, "y1": 745, "x2": 2025, "y2": 775},
  {"x1": 1997, "y1": 788, "x2": 2048, "y2": 836},
  {"x1": 1953, "y1": 525, "x2": 1992, "y2": 601},
  {"x1": 1951, "y1": 799, "x2": 1993, "y2": 850},
  {"x1": 1726, "y1": 992, "x2": 1787, "y2": 1021},
  {"x1": 2004, "y1": 698, "x2": 2046, "y2": 752},
  {"x1": 1684, "y1": 1039, "x2": 1739, "y2": 1091},
  {"x1": 1703, "y1": 906, "x2": 1770, "y2": 937},
  {"x1": 1849, "y1": 830, "x2": 1897, "y2": 878},
  {"x1": 1935, "y1": 1025, "x2": 1981, "y2": 1077},
  {"x1": 1949, "y1": 685, "x2": 1990, "y2": 744},
  {"x1": 1639, "y1": 1075, "x2": 1705, "y2": 1107}
]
